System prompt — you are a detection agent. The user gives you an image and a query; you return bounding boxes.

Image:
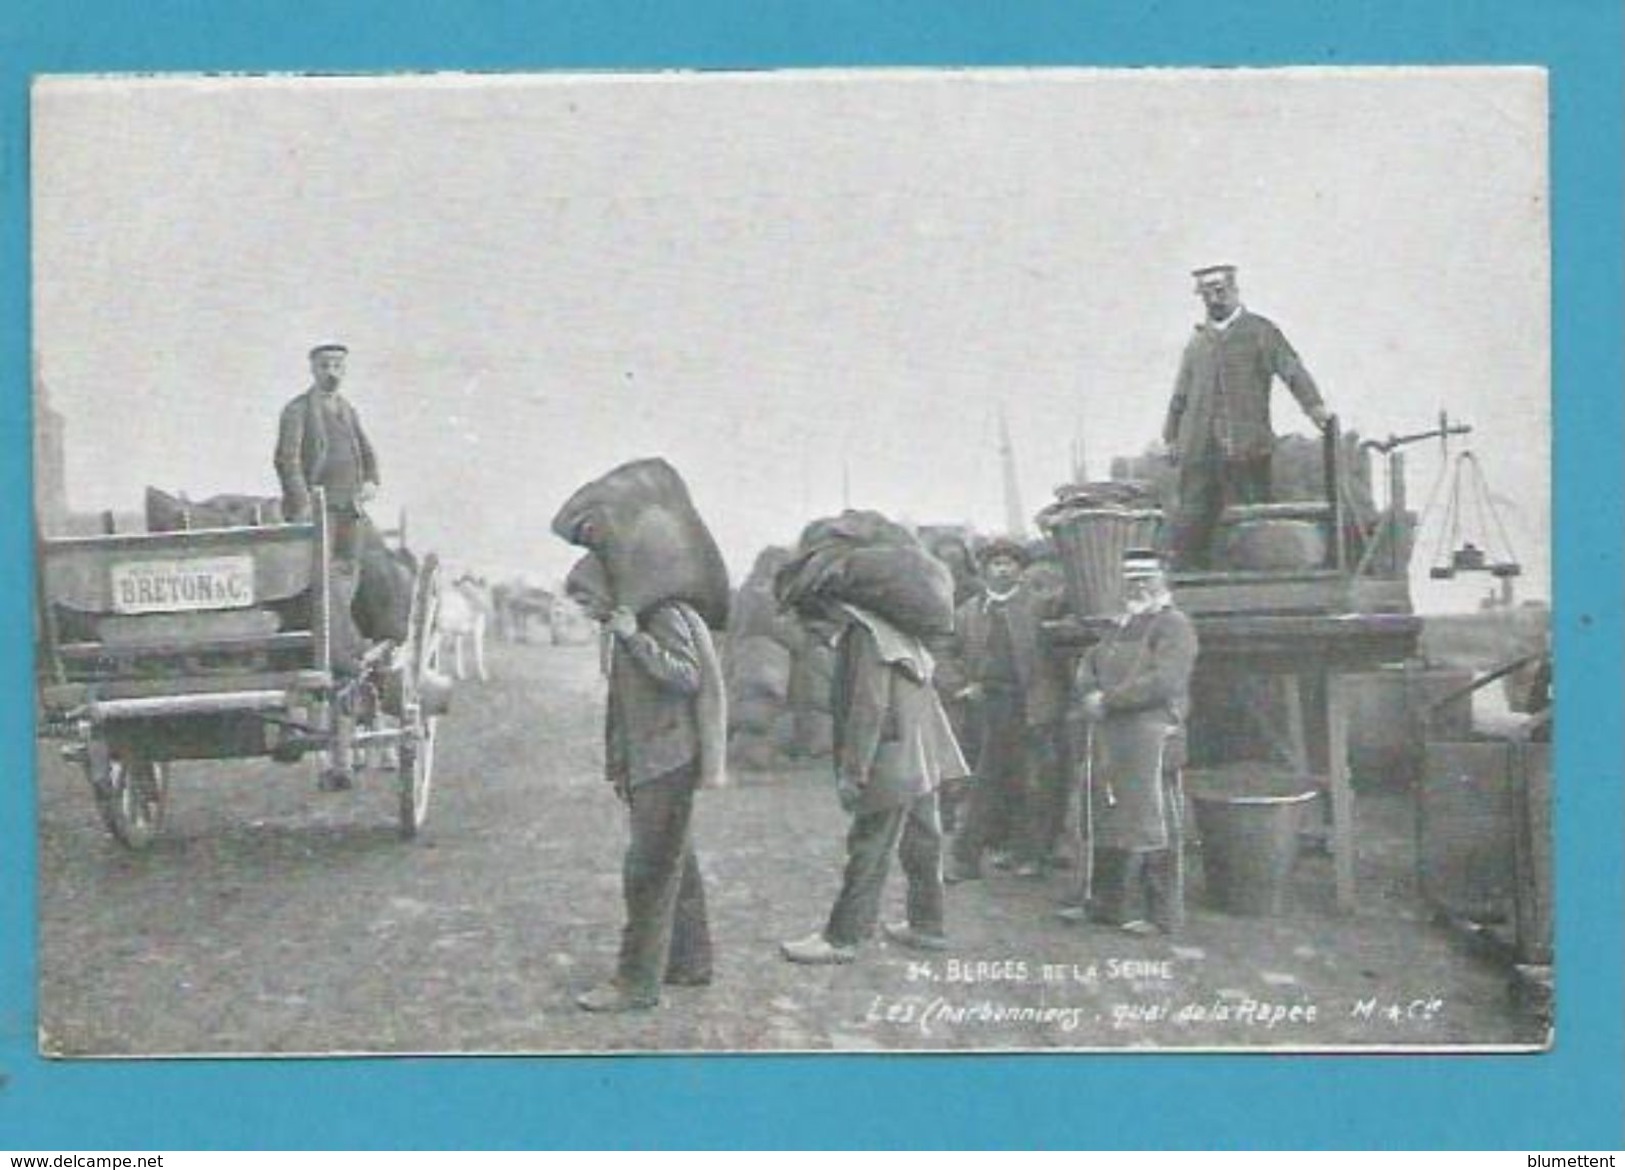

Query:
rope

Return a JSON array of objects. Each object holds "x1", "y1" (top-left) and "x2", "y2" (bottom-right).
[
  {"x1": 1419, "y1": 451, "x2": 1458, "y2": 573},
  {"x1": 1466, "y1": 453, "x2": 1521, "y2": 564}
]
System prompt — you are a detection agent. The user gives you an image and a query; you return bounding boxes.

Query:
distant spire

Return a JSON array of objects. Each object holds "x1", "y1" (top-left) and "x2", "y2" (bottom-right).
[
  {"x1": 1070, "y1": 418, "x2": 1088, "y2": 485},
  {"x1": 997, "y1": 404, "x2": 1028, "y2": 538}
]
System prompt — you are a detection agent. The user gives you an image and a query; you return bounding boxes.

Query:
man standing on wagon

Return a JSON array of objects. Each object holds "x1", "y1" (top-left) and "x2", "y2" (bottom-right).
[
  {"x1": 275, "y1": 342, "x2": 380, "y2": 560},
  {"x1": 273, "y1": 342, "x2": 381, "y2": 789},
  {"x1": 1161, "y1": 265, "x2": 1334, "y2": 569}
]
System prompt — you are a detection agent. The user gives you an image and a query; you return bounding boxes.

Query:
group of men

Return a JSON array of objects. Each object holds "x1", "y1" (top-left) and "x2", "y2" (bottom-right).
[{"x1": 279, "y1": 263, "x2": 1334, "y2": 1012}]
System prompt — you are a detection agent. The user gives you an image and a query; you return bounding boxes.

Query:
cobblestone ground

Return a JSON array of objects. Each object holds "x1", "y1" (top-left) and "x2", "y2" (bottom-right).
[{"x1": 37, "y1": 640, "x2": 1547, "y2": 1056}]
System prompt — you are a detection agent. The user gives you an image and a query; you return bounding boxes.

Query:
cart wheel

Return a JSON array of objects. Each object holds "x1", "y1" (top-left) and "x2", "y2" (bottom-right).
[
  {"x1": 398, "y1": 553, "x2": 443, "y2": 838},
  {"x1": 87, "y1": 744, "x2": 167, "y2": 850}
]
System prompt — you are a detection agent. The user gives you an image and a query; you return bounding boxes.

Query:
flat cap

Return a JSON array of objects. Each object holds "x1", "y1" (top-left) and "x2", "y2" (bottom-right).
[
  {"x1": 1191, "y1": 264, "x2": 1238, "y2": 285},
  {"x1": 308, "y1": 342, "x2": 349, "y2": 358},
  {"x1": 976, "y1": 535, "x2": 1031, "y2": 568}
]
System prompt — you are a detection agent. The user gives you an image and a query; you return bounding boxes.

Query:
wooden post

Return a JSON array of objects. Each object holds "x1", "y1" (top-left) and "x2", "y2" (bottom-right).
[
  {"x1": 1323, "y1": 415, "x2": 1346, "y2": 573},
  {"x1": 1326, "y1": 670, "x2": 1356, "y2": 912},
  {"x1": 1389, "y1": 450, "x2": 1408, "y2": 578},
  {"x1": 1280, "y1": 673, "x2": 1309, "y2": 774},
  {"x1": 311, "y1": 488, "x2": 331, "y2": 676}
]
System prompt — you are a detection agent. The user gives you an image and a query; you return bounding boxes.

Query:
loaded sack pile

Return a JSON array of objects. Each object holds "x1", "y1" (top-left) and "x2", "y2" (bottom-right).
[
  {"x1": 749, "y1": 511, "x2": 954, "y2": 769},
  {"x1": 773, "y1": 510, "x2": 956, "y2": 639},
  {"x1": 1102, "y1": 432, "x2": 1387, "y2": 574},
  {"x1": 551, "y1": 457, "x2": 731, "y2": 631},
  {"x1": 552, "y1": 458, "x2": 731, "y2": 787},
  {"x1": 724, "y1": 546, "x2": 837, "y2": 771}
]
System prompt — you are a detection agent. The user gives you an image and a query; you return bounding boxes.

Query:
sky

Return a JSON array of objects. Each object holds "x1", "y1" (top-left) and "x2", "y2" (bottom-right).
[{"x1": 31, "y1": 68, "x2": 1550, "y2": 611}]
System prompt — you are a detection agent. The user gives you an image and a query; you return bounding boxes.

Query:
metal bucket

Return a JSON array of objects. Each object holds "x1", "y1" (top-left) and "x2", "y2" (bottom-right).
[{"x1": 1189, "y1": 768, "x2": 1320, "y2": 916}]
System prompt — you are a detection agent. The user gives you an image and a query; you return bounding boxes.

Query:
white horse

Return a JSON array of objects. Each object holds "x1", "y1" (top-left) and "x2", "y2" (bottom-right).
[{"x1": 439, "y1": 576, "x2": 493, "y2": 682}]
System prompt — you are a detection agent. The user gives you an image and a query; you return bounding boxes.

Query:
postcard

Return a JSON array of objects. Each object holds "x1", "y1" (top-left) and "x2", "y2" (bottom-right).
[{"x1": 32, "y1": 67, "x2": 1551, "y2": 1057}]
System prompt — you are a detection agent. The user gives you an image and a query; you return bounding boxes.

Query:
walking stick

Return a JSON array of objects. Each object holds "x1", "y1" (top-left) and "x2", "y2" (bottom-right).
[{"x1": 1079, "y1": 721, "x2": 1096, "y2": 907}]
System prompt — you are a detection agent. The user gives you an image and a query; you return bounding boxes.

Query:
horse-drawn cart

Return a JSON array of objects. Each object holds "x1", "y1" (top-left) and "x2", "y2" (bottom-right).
[{"x1": 35, "y1": 491, "x2": 451, "y2": 847}]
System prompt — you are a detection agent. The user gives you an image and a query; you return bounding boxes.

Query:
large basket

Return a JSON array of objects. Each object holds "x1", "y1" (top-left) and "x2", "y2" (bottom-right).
[{"x1": 1041, "y1": 507, "x2": 1162, "y2": 617}]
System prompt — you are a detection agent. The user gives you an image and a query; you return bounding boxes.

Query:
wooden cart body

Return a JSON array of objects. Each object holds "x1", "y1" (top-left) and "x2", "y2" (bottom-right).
[{"x1": 36, "y1": 495, "x2": 446, "y2": 846}]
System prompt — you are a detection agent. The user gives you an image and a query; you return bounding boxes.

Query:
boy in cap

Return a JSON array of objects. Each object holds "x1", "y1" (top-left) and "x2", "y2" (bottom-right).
[
  {"x1": 1161, "y1": 265, "x2": 1334, "y2": 569},
  {"x1": 1064, "y1": 549, "x2": 1198, "y2": 934},
  {"x1": 945, "y1": 536, "x2": 1071, "y2": 881}
]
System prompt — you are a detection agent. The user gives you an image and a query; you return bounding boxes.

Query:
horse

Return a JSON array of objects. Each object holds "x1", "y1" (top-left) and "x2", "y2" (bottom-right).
[
  {"x1": 492, "y1": 578, "x2": 555, "y2": 643},
  {"x1": 439, "y1": 575, "x2": 493, "y2": 681}
]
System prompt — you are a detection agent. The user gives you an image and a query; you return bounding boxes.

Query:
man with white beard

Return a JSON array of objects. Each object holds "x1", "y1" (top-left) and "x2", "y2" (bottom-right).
[{"x1": 1061, "y1": 549, "x2": 1199, "y2": 935}]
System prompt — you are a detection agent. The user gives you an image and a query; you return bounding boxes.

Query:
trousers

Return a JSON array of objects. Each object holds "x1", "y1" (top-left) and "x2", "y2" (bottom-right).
[
  {"x1": 1019, "y1": 722, "x2": 1071, "y2": 867},
  {"x1": 825, "y1": 789, "x2": 945, "y2": 947},
  {"x1": 617, "y1": 765, "x2": 712, "y2": 996},
  {"x1": 952, "y1": 689, "x2": 1029, "y2": 867},
  {"x1": 1167, "y1": 450, "x2": 1271, "y2": 570},
  {"x1": 1082, "y1": 768, "x2": 1187, "y2": 932}
]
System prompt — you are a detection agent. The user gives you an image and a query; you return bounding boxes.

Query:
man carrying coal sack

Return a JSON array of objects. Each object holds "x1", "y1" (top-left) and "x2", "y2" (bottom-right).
[
  {"x1": 1161, "y1": 265, "x2": 1333, "y2": 569},
  {"x1": 945, "y1": 537, "x2": 1071, "y2": 882},
  {"x1": 552, "y1": 459, "x2": 729, "y2": 1012},
  {"x1": 1060, "y1": 548, "x2": 1199, "y2": 935},
  {"x1": 774, "y1": 511, "x2": 970, "y2": 965}
]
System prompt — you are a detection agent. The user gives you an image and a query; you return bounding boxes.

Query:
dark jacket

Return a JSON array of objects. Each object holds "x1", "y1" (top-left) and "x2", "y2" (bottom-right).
[
  {"x1": 952, "y1": 586, "x2": 1071, "y2": 725},
  {"x1": 274, "y1": 388, "x2": 379, "y2": 520},
  {"x1": 832, "y1": 608, "x2": 969, "y2": 815},
  {"x1": 606, "y1": 601, "x2": 704, "y2": 790},
  {"x1": 1076, "y1": 606, "x2": 1200, "y2": 729},
  {"x1": 1162, "y1": 310, "x2": 1325, "y2": 462}
]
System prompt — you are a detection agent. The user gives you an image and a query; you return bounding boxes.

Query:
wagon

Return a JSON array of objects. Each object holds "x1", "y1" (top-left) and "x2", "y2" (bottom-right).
[{"x1": 35, "y1": 490, "x2": 451, "y2": 847}]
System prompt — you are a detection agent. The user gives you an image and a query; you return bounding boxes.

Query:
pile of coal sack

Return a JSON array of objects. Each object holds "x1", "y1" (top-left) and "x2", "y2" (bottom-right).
[{"x1": 722, "y1": 547, "x2": 835, "y2": 771}]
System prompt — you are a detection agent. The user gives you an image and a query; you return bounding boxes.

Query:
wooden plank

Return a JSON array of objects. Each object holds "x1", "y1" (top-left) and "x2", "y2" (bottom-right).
[
  {"x1": 313, "y1": 494, "x2": 331, "y2": 675},
  {"x1": 58, "y1": 632, "x2": 313, "y2": 659},
  {"x1": 1512, "y1": 739, "x2": 1553, "y2": 966},
  {"x1": 1326, "y1": 672, "x2": 1356, "y2": 912},
  {"x1": 1325, "y1": 416, "x2": 1347, "y2": 573},
  {"x1": 1281, "y1": 673, "x2": 1309, "y2": 774},
  {"x1": 40, "y1": 521, "x2": 316, "y2": 554},
  {"x1": 43, "y1": 530, "x2": 318, "y2": 611},
  {"x1": 87, "y1": 689, "x2": 289, "y2": 721},
  {"x1": 1173, "y1": 576, "x2": 1411, "y2": 617},
  {"x1": 1044, "y1": 613, "x2": 1421, "y2": 670},
  {"x1": 96, "y1": 608, "x2": 280, "y2": 645},
  {"x1": 40, "y1": 671, "x2": 313, "y2": 703}
]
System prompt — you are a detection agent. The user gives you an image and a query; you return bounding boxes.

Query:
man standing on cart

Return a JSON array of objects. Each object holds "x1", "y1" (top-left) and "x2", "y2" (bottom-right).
[
  {"x1": 274, "y1": 342, "x2": 381, "y2": 789},
  {"x1": 1161, "y1": 265, "x2": 1334, "y2": 569}
]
